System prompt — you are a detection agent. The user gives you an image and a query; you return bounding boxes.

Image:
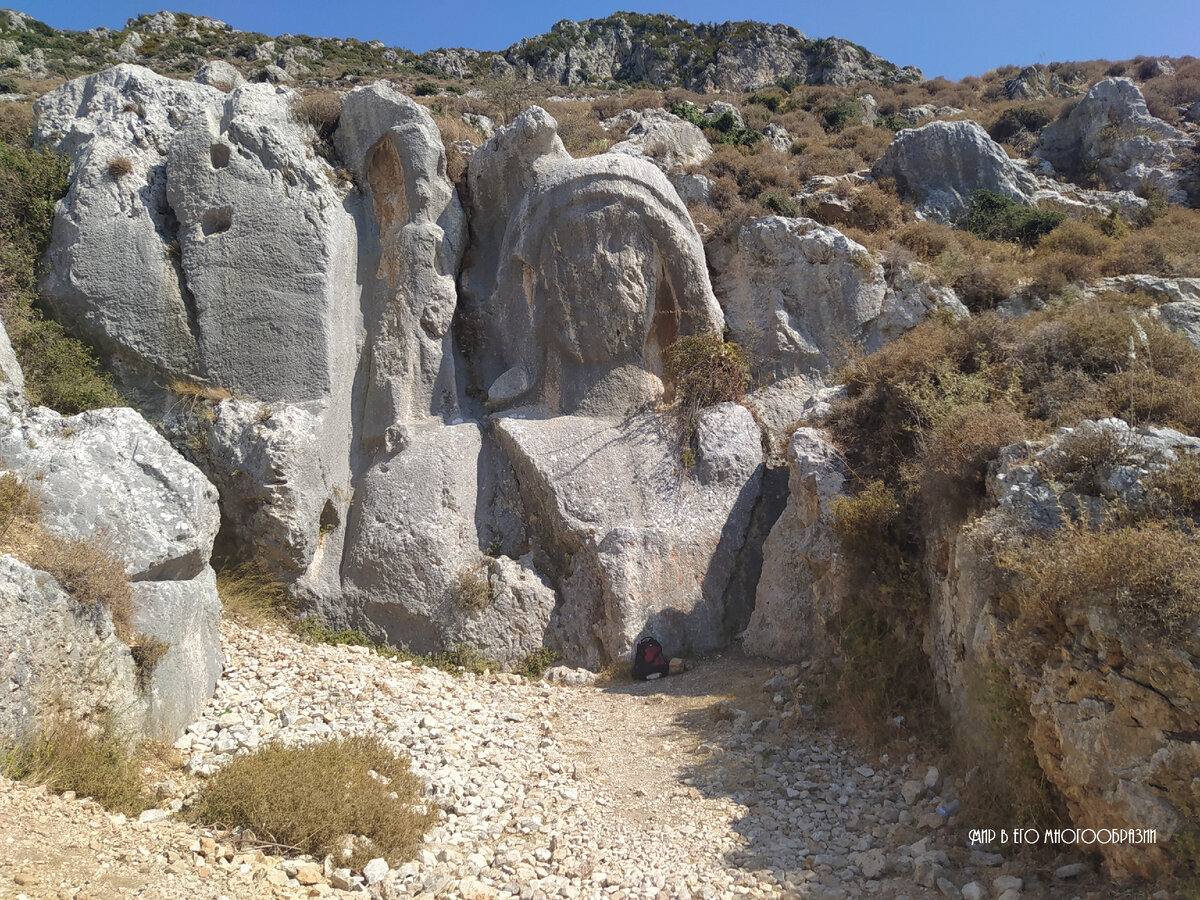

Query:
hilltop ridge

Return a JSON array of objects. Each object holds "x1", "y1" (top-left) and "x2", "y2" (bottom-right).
[{"x1": 0, "y1": 8, "x2": 920, "y2": 93}]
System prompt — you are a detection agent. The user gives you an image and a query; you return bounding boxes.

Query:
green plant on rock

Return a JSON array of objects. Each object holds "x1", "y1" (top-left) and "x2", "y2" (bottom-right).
[
  {"x1": 663, "y1": 331, "x2": 750, "y2": 467},
  {"x1": 518, "y1": 646, "x2": 560, "y2": 679}
]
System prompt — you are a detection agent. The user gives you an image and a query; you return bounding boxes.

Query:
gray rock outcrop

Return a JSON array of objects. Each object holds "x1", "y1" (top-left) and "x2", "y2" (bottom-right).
[
  {"x1": 0, "y1": 556, "x2": 142, "y2": 742},
  {"x1": 496, "y1": 404, "x2": 763, "y2": 667},
  {"x1": 743, "y1": 428, "x2": 847, "y2": 660},
  {"x1": 930, "y1": 418, "x2": 1200, "y2": 878},
  {"x1": 0, "y1": 322, "x2": 223, "y2": 742},
  {"x1": 603, "y1": 108, "x2": 713, "y2": 171},
  {"x1": 872, "y1": 120, "x2": 1040, "y2": 222},
  {"x1": 709, "y1": 217, "x2": 962, "y2": 380},
  {"x1": 469, "y1": 15, "x2": 921, "y2": 93},
  {"x1": 1003, "y1": 65, "x2": 1079, "y2": 100},
  {"x1": 1036, "y1": 78, "x2": 1194, "y2": 202}
]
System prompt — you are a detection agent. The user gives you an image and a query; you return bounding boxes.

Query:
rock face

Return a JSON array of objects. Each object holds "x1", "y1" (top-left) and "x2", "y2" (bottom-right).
[
  {"x1": 37, "y1": 71, "x2": 763, "y2": 673},
  {"x1": 709, "y1": 216, "x2": 962, "y2": 380},
  {"x1": 1036, "y1": 78, "x2": 1194, "y2": 202},
  {"x1": 1003, "y1": 65, "x2": 1079, "y2": 100},
  {"x1": 603, "y1": 108, "x2": 713, "y2": 171},
  {"x1": 0, "y1": 323, "x2": 223, "y2": 742},
  {"x1": 872, "y1": 120, "x2": 1039, "y2": 222},
  {"x1": 465, "y1": 14, "x2": 921, "y2": 93},
  {"x1": 495, "y1": 404, "x2": 763, "y2": 667},
  {"x1": 930, "y1": 418, "x2": 1200, "y2": 878},
  {"x1": 743, "y1": 428, "x2": 846, "y2": 660},
  {"x1": 0, "y1": 556, "x2": 141, "y2": 742},
  {"x1": 460, "y1": 106, "x2": 723, "y2": 417}
]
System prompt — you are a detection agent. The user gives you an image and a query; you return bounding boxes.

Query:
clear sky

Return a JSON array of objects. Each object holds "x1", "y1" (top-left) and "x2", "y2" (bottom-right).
[{"x1": 15, "y1": 0, "x2": 1200, "y2": 81}]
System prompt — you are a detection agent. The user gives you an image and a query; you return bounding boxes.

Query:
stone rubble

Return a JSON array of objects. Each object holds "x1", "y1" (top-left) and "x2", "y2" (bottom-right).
[{"x1": 0, "y1": 621, "x2": 1119, "y2": 899}]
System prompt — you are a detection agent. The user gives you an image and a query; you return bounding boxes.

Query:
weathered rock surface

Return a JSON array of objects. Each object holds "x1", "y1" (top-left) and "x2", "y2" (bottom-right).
[
  {"x1": 495, "y1": 404, "x2": 762, "y2": 667},
  {"x1": 333, "y1": 81, "x2": 467, "y2": 435},
  {"x1": 874, "y1": 120, "x2": 1040, "y2": 222},
  {"x1": 35, "y1": 65, "x2": 223, "y2": 377},
  {"x1": 604, "y1": 107, "x2": 713, "y2": 171},
  {"x1": 1036, "y1": 78, "x2": 1194, "y2": 202},
  {"x1": 743, "y1": 428, "x2": 847, "y2": 660},
  {"x1": 930, "y1": 418, "x2": 1200, "y2": 878},
  {"x1": 710, "y1": 216, "x2": 962, "y2": 380},
  {"x1": 461, "y1": 106, "x2": 722, "y2": 417},
  {"x1": 0, "y1": 406, "x2": 219, "y2": 582},
  {"x1": 0, "y1": 325, "x2": 222, "y2": 741},
  {"x1": 1004, "y1": 65, "x2": 1079, "y2": 100},
  {"x1": 0, "y1": 556, "x2": 142, "y2": 742}
]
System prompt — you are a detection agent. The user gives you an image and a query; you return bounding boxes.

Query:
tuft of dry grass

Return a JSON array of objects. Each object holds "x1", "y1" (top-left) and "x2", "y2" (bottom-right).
[
  {"x1": 294, "y1": 90, "x2": 342, "y2": 142},
  {"x1": 214, "y1": 562, "x2": 292, "y2": 627},
  {"x1": 191, "y1": 735, "x2": 433, "y2": 867},
  {"x1": 25, "y1": 534, "x2": 133, "y2": 642},
  {"x1": 454, "y1": 564, "x2": 491, "y2": 612},
  {"x1": 995, "y1": 520, "x2": 1200, "y2": 636},
  {"x1": 2, "y1": 716, "x2": 148, "y2": 815},
  {"x1": 106, "y1": 156, "x2": 133, "y2": 180}
]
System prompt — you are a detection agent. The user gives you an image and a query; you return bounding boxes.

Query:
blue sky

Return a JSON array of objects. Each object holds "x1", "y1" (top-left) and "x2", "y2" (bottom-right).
[{"x1": 16, "y1": 0, "x2": 1200, "y2": 81}]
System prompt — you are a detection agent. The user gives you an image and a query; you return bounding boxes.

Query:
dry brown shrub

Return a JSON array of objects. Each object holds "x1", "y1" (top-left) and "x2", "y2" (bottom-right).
[
  {"x1": 215, "y1": 561, "x2": 292, "y2": 627},
  {"x1": 27, "y1": 535, "x2": 133, "y2": 641},
  {"x1": 191, "y1": 735, "x2": 433, "y2": 867},
  {"x1": 846, "y1": 180, "x2": 907, "y2": 232},
  {"x1": 295, "y1": 90, "x2": 342, "y2": 141},
  {"x1": 106, "y1": 156, "x2": 133, "y2": 180},
  {"x1": 1030, "y1": 251, "x2": 1099, "y2": 298},
  {"x1": 895, "y1": 219, "x2": 959, "y2": 261},
  {"x1": 4, "y1": 716, "x2": 147, "y2": 815},
  {"x1": 1035, "y1": 218, "x2": 1110, "y2": 257},
  {"x1": 549, "y1": 105, "x2": 612, "y2": 157},
  {"x1": 951, "y1": 259, "x2": 1022, "y2": 311},
  {"x1": 910, "y1": 401, "x2": 1030, "y2": 509},
  {"x1": 831, "y1": 125, "x2": 892, "y2": 166},
  {"x1": 0, "y1": 472, "x2": 38, "y2": 540},
  {"x1": 997, "y1": 520, "x2": 1200, "y2": 636}
]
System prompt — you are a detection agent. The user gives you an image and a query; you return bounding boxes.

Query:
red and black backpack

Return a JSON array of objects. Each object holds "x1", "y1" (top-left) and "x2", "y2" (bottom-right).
[{"x1": 633, "y1": 636, "x2": 669, "y2": 680}]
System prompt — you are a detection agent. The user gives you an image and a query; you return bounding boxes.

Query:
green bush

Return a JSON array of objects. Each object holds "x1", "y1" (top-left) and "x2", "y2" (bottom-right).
[
  {"x1": 191, "y1": 735, "x2": 432, "y2": 867},
  {"x1": 518, "y1": 646, "x2": 560, "y2": 679},
  {"x1": 960, "y1": 189, "x2": 1065, "y2": 247},
  {"x1": 0, "y1": 115, "x2": 123, "y2": 413},
  {"x1": 964, "y1": 189, "x2": 1065, "y2": 247},
  {"x1": 821, "y1": 98, "x2": 862, "y2": 133}
]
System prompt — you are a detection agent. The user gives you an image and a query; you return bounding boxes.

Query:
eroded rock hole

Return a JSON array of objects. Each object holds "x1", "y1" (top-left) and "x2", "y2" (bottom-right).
[
  {"x1": 210, "y1": 143, "x2": 231, "y2": 168},
  {"x1": 201, "y1": 207, "x2": 232, "y2": 237},
  {"x1": 319, "y1": 499, "x2": 339, "y2": 536}
]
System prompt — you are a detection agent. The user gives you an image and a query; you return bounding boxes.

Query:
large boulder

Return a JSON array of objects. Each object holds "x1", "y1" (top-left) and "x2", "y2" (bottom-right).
[
  {"x1": 0, "y1": 326, "x2": 222, "y2": 741},
  {"x1": 742, "y1": 428, "x2": 847, "y2": 660},
  {"x1": 495, "y1": 404, "x2": 762, "y2": 667},
  {"x1": 333, "y1": 81, "x2": 467, "y2": 439},
  {"x1": 460, "y1": 106, "x2": 723, "y2": 417},
  {"x1": 0, "y1": 556, "x2": 142, "y2": 741},
  {"x1": 1003, "y1": 65, "x2": 1079, "y2": 101},
  {"x1": 709, "y1": 216, "x2": 963, "y2": 381},
  {"x1": 1036, "y1": 78, "x2": 1194, "y2": 202},
  {"x1": 872, "y1": 119, "x2": 1039, "y2": 222}
]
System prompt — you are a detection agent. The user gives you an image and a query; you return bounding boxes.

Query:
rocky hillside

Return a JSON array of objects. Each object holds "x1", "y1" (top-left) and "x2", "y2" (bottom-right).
[
  {"x1": 0, "y1": 8, "x2": 918, "y2": 93},
  {"x1": 425, "y1": 12, "x2": 922, "y2": 92}
]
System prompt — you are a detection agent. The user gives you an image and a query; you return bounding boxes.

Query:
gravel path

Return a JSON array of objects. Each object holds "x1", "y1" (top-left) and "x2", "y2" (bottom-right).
[{"x1": 1, "y1": 622, "x2": 1121, "y2": 900}]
